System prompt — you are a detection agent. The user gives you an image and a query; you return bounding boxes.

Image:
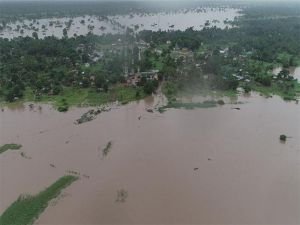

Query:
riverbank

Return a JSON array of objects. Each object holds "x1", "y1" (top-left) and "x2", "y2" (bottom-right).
[{"x1": 1, "y1": 85, "x2": 146, "y2": 112}]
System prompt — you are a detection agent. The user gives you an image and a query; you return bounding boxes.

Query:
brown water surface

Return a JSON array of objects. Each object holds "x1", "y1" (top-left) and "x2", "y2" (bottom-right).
[{"x1": 0, "y1": 93, "x2": 299, "y2": 224}]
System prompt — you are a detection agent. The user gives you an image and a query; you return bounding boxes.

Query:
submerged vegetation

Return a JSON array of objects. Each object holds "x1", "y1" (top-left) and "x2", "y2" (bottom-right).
[
  {"x1": 116, "y1": 189, "x2": 128, "y2": 203},
  {"x1": 0, "y1": 143, "x2": 22, "y2": 154},
  {"x1": 159, "y1": 100, "x2": 218, "y2": 112},
  {"x1": 279, "y1": 134, "x2": 287, "y2": 142},
  {"x1": 0, "y1": 175, "x2": 78, "y2": 225},
  {"x1": 75, "y1": 106, "x2": 112, "y2": 124},
  {"x1": 102, "y1": 141, "x2": 112, "y2": 157}
]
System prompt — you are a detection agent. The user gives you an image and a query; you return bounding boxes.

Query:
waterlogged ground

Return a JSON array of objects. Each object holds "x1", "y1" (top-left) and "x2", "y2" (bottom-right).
[
  {"x1": 273, "y1": 66, "x2": 300, "y2": 80},
  {"x1": 0, "y1": 8, "x2": 241, "y2": 39},
  {"x1": 0, "y1": 92, "x2": 299, "y2": 224}
]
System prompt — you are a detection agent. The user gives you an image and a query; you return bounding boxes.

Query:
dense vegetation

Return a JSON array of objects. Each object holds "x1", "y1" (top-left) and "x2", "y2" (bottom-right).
[
  {"x1": 139, "y1": 6, "x2": 300, "y2": 100},
  {"x1": 0, "y1": 1, "x2": 299, "y2": 109},
  {"x1": 0, "y1": 175, "x2": 78, "y2": 225},
  {"x1": 0, "y1": 32, "x2": 154, "y2": 107}
]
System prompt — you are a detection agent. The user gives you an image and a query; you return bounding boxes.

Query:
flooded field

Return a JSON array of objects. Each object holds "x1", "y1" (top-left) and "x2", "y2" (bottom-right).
[
  {"x1": 0, "y1": 92, "x2": 299, "y2": 224},
  {"x1": 0, "y1": 8, "x2": 241, "y2": 39},
  {"x1": 273, "y1": 66, "x2": 300, "y2": 80}
]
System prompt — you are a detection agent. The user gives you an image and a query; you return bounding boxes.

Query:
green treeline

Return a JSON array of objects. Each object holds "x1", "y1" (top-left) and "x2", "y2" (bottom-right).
[{"x1": 0, "y1": 3, "x2": 299, "y2": 106}]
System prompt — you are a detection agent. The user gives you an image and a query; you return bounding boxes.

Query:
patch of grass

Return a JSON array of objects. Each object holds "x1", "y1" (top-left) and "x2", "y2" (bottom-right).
[
  {"x1": 159, "y1": 100, "x2": 218, "y2": 112},
  {"x1": 15, "y1": 85, "x2": 146, "y2": 111},
  {"x1": 86, "y1": 85, "x2": 145, "y2": 106},
  {"x1": 114, "y1": 85, "x2": 146, "y2": 103},
  {"x1": 85, "y1": 89, "x2": 111, "y2": 106},
  {"x1": 57, "y1": 98, "x2": 69, "y2": 112},
  {"x1": 0, "y1": 175, "x2": 78, "y2": 225},
  {"x1": 162, "y1": 81, "x2": 179, "y2": 99},
  {"x1": 0, "y1": 144, "x2": 22, "y2": 154},
  {"x1": 20, "y1": 87, "x2": 89, "y2": 110}
]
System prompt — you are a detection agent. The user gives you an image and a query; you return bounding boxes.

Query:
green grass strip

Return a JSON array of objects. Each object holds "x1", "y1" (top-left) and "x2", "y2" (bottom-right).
[
  {"x1": 159, "y1": 100, "x2": 218, "y2": 112},
  {"x1": 0, "y1": 144, "x2": 22, "y2": 154},
  {"x1": 0, "y1": 175, "x2": 78, "y2": 225}
]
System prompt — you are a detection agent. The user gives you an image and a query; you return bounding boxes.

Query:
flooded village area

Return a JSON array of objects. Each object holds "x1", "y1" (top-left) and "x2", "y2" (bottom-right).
[
  {"x1": 0, "y1": 1, "x2": 300, "y2": 224},
  {"x1": 0, "y1": 7, "x2": 241, "y2": 39}
]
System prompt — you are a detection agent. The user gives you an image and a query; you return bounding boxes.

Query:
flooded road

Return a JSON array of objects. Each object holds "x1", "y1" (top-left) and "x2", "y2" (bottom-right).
[{"x1": 0, "y1": 93, "x2": 299, "y2": 224}]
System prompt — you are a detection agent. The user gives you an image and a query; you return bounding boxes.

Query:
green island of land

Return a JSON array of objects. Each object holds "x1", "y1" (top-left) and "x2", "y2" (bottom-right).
[
  {"x1": 0, "y1": 144, "x2": 22, "y2": 154},
  {"x1": 0, "y1": 175, "x2": 78, "y2": 225}
]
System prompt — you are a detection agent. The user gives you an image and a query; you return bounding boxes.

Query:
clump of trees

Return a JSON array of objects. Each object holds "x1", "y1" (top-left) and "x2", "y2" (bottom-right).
[
  {"x1": 0, "y1": 34, "x2": 136, "y2": 102},
  {"x1": 279, "y1": 134, "x2": 287, "y2": 142}
]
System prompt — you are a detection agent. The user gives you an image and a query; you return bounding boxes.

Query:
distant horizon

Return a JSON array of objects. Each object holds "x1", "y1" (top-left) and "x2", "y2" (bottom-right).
[{"x1": 1, "y1": 0, "x2": 300, "y2": 2}]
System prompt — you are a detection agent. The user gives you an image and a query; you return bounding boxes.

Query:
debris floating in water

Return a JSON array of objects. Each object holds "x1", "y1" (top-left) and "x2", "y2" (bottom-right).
[
  {"x1": 116, "y1": 189, "x2": 128, "y2": 203},
  {"x1": 146, "y1": 108, "x2": 154, "y2": 113},
  {"x1": 75, "y1": 106, "x2": 111, "y2": 124},
  {"x1": 102, "y1": 141, "x2": 112, "y2": 157},
  {"x1": 279, "y1": 134, "x2": 287, "y2": 142}
]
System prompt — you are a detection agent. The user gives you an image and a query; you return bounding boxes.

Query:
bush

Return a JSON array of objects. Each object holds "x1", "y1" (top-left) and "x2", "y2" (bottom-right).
[
  {"x1": 243, "y1": 85, "x2": 252, "y2": 93},
  {"x1": 143, "y1": 80, "x2": 158, "y2": 95},
  {"x1": 217, "y1": 100, "x2": 225, "y2": 105},
  {"x1": 255, "y1": 75, "x2": 272, "y2": 86},
  {"x1": 57, "y1": 99, "x2": 69, "y2": 112},
  {"x1": 57, "y1": 105, "x2": 68, "y2": 112},
  {"x1": 279, "y1": 134, "x2": 287, "y2": 141}
]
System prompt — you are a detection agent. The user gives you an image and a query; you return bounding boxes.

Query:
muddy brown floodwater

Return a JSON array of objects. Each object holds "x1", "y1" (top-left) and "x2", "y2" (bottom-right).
[{"x1": 0, "y1": 92, "x2": 299, "y2": 224}]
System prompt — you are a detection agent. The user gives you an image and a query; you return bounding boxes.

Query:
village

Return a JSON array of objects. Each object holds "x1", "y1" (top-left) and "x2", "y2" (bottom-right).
[{"x1": 75, "y1": 37, "x2": 205, "y2": 88}]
